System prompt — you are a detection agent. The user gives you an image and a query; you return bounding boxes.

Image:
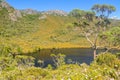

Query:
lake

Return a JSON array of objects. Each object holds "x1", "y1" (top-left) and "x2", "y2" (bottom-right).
[{"x1": 26, "y1": 48, "x2": 120, "y2": 67}]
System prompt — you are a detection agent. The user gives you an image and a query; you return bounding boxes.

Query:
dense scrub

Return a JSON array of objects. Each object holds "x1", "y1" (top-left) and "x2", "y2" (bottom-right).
[{"x1": 0, "y1": 53, "x2": 120, "y2": 80}]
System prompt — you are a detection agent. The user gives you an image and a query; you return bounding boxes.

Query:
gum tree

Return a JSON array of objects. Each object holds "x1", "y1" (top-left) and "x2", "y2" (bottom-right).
[
  {"x1": 88, "y1": 4, "x2": 116, "y2": 59},
  {"x1": 72, "y1": 4, "x2": 116, "y2": 59}
]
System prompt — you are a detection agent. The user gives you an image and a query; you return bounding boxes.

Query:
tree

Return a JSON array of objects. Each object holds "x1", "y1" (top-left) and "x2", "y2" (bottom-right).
[
  {"x1": 73, "y1": 4, "x2": 116, "y2": 59},
  {"x1": 107, "y1": 5, "x2": 116, "y2": 17},
  {"x1": 69, "y1": 9, "x2": 95, "y2": 21},
  {"x1": 92, "y1": 4, "x2": 116, "y2": 18},
  {"x1": 69, "y1": 9, "x2": 86, "y2": 20},
  {"x1": 91, "y1": 4, "x2": 101, "y2": 14},
  {"x1": 90, "y1": 4, "x2": 116, "y2": 59},
  {"x1": 85, "y1": 11, "x2": 95, "y2": 21},
  {"x1": 92, "y1": 4, "x2": 116, "y2": 58}
]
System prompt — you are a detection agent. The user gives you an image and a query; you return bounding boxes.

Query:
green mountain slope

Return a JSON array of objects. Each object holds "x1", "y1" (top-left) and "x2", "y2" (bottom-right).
[
  {"x1": 0, "y1": 1, "x2": 119, "y2": 53},
  {"x1": 0, "y1": 1, "x2": 81, "y2": 52}
]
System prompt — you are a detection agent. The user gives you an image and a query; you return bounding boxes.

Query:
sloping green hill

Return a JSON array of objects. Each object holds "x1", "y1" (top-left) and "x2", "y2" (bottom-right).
[
  {"x1": 0, "y1": 1, "x2": 84, "y2": 53},
  {"x1": 0, "y1": 1, "x2": 119, "y2": 53},
  {"x1": 1, "y1": 14, "x2": 86, "y2": 52}
]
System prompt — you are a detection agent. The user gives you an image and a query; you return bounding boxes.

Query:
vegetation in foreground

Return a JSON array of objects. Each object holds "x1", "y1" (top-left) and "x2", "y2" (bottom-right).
[{"x1": 0, "y1": 53, "x2": 120, "y2": 80}]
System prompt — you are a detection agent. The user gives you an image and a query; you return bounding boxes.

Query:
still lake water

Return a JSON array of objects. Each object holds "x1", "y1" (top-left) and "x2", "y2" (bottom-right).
[{"x1": 27, "y1": 48, "x2": 120, "y2": 67}]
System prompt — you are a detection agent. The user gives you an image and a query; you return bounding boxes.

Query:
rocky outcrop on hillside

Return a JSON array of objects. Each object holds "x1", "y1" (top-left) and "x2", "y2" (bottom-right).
[
  {"x1": 42, "y1": 10, "x2": 68, "y2": 16},
  {"x1": 0, "y1": 1, "x2": 22, "y2": 21},
  {"x1": 0, "y1": 1, "x2": 9, "y2": 8},
  {"x1": 0, "y1": 1, "x2": 68, "y2": 22},
  {"x1": 9, "y1": 10, "x2": 22, "y2": 21},
  {"x1": 38, "y1": 15, "x2": 47, "y2": 20},
  {"x1": 0, "y1": 1, "x2": 13, "y2": 12},
  {"x1": 21, "y1": 9, "x2": 40, "y2": 15}
]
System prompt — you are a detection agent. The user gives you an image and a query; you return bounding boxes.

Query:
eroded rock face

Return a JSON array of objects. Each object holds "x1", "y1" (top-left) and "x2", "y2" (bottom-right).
[
  {"x1": 0, "y1": 1, "x2": 68, "y2": 22},
  {"x1": 39, "y1": 15, "x2": 47, "y2": 20},
  {"x1": 42, "y1": 10, "x2": 68, "y2": 16},
  {"x1": 0, "y1": 1, "x2": 22, "y2": 21},
  {"x1": 0, "y1": 1, "x2": 13, "y2": 12},
  {"x1": 9, "y1": 10, "x2": 22, "y2": 21},
  {"x1": 21, "y1": 9, "x2": 40, "y2": 15},
  {"x1": 0, "y1": 1, "x2": 10, "y2": 8}
]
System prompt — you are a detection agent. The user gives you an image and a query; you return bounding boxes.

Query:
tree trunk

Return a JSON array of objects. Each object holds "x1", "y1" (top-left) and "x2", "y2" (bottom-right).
[{"x1": 93, "y1": 48, "x2": 97, "y2": 59}]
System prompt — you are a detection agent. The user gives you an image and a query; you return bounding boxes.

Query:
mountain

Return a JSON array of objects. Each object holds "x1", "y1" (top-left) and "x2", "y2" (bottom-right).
[
  {"x1": 42, "y1": 10, "x2": 68, "y2": 16},
  {"x1": 0, "y1": 1, "x2": 40, "y2": 37},
  {"x1": 0, "y1": 1, "x2": 80, "y2": 53},
  {"x1": 0, "y1": 1, "x2": 22, "y2": 21},
  {"x1": 21, "y1": 9, "x2": 40, "y2": 15}
]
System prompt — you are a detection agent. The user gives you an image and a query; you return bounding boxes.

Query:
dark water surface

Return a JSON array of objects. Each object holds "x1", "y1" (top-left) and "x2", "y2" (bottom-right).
[{"x1": 26, "y1": 48, "x2": 120, "y2": 67}]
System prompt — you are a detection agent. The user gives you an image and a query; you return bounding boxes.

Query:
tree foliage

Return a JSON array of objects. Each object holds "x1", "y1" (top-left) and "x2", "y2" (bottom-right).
[
  {"x1": 72, "y1": 4, "x2": 116, "y2": 59},
  {"x1": 69, "y1": 9, "x2": 85, "y2": 19},
  {"x1": 99, "y1": 27, "x2": 120, "y2": 50},
  {"x1": 91, "y1": 4, "x2": 116, "y2": 17},
  {"x1": 69, "y1": 9, "x2": 95, "y2": 21}
]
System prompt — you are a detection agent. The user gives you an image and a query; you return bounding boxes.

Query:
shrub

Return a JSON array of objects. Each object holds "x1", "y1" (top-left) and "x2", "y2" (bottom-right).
[
  {"x1": 0, "y1": 57, "x2": 16, "y2": 71},
  {"x1": 0, "y1": 67, "x2": 48, "y2": 80},
  {"x1": 94, "y1": 53, "x2": 120, "y2": 70},
  {"x1": 51, "y1": 53, "x2": 66, "y2": 68},
  {"x1": 116, "y1": 53, "x2": 120, "y2": 59},
  {"x1": 15, "y1": 55, "x2": 35, "y2": 67}
]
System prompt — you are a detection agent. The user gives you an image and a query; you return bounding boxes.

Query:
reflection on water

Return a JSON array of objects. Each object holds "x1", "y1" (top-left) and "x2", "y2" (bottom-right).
[{"x1": 26, "y1": 48, "x2": 120, "y2": 67}]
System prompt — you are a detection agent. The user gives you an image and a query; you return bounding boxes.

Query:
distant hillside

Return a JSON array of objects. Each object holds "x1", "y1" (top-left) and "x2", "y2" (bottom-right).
[
  {"x1": 21, "y1": 9, "x2": 40, "y2": 15},
  {"x1": 0, "y1": 1, "x2": 119, "y2": 53},
  {"x1": 0, "y1": 1, "x2": 43, "y2": 37},
  {"x1": 0, "y1": 1, "x2": 79, "y2": 52},
  {"x1": 42, "y1": 10, "x2": 68, "y2": 16}
]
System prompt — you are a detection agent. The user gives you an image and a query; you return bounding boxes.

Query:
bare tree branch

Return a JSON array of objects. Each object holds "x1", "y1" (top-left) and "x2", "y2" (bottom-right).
[
  {"x1": 94, "y1": 33, "x2": 98, "y2": 45},
  {"x1": 85, "y1": 33, "x2": 94, "y2": 47}
]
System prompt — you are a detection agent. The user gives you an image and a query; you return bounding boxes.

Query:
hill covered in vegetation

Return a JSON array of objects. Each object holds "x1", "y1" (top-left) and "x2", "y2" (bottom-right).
[
  {"x1": 0, "y1": 1, "x2": 88, "y2": 53},
  {"x1": 0, "y1": 1, "x2": 120, "y2": 54}
]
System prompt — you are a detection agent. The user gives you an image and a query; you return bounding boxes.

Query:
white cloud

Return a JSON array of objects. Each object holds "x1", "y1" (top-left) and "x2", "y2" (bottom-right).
[{"x1": 110, "y1": 16, "x2": 120, "y2": 20}]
